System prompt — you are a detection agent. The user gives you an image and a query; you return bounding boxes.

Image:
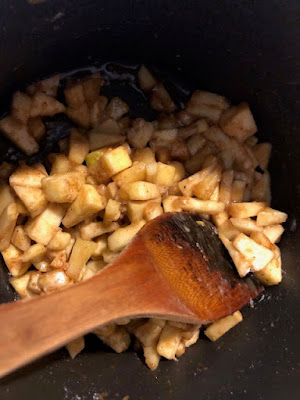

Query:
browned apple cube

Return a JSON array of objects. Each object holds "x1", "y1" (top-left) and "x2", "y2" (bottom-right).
[
  {"x1": 219, "y1": 102, "x2": 257, "y2": 141},
  {"x1": 138, "y1": 65, "x2": 157, "y2": 92},
  {"x1": 66, "y1": 238, "x2": 98, "y2": 281},
  {"x1": 42, "y1": 171, "x2": 84, "y2": 203},
  {"x1": 62, "y1": 184, "x2": 105, "y2": 228},
  {"x1": 82, "y1": 73, "x2": 103, "y2": 106},
  {"x1": 89, "y1": 96, "x2": 108, "y2": 127},
  {"x1": 1, "y1": 244, "x2": 31, "y2": 277},
  {"x1": 28, "y1": 117, "x2": 46, "y2": 142},
  {"x1": 66, "y1": 103, "x2": 90, "y2": 129},
  {"x1": 90, "y1": 146, "x2": 132, "y2": 182},
  {"x1": 30, "y1": 92, "x2": 65, "y2": 117},
  {"x1": 105, "y1": 97, "x2": 129, "y2": 120},
  {"x1": 0, "y1": 116, "x2": 39, "y2": 155},
  {"x1": 11, "y1": 91, "x2": 32, "y2": 124},
  {"x1": 26, "y1": 204, "x2": 65, "y2": 245},
  {"x1": 11, "y1": 225, "x2": 31, "y2": 251},
  {"x1": 127, "y1": 118, "x2": 154, "y2": 149},
  {"x1": 0, "y1": 203, "x2": 19, "y2": 251},
  {"x1": 68, "y1": 129, "x2": 90, "y2": 165},
  {"x1": 64, "y1": 80, "x2": 85, "y2": 108},
  {"x1": 13, "y1": 186, "x2": 47, "y2": 217}
]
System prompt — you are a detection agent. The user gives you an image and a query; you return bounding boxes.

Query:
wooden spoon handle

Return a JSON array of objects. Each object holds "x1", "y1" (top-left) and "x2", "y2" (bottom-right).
[{"x1": 0, "y1": 259, "x2": 153, "y2": 377}]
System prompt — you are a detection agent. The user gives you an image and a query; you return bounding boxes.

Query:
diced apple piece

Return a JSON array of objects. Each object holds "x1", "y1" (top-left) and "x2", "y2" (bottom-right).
[
  {"x1": 256, "y1": 207, "x2": 288, "y2": 226},
  {"x1": 254, "y1": 257, "x2": 282, "y2": 286},
  {"x1": 230, "y1": 218, "x2": 262, "y2": 235},
  {"x1": 10, "y1": 164, "x2": 47, "y2": 188},
  {"x1": 1, "y1": 244, "x2": 31, "y2": 277},
  {"x1": 233, "y1": 233, "x2": 274, "y2": 271},
  {"x1": 145, "y1": 162, "x2": 158, "y2": 183},
  {"x1": 11, "y1": 225, "x2": 31, "y2": 251},
  {"x1": 170, "y1": 140, "x2": 189, "y2": 161},
  {"x1": 155, "y1": 162, "x2": 176, "y2": 186},
  {"x1": 132, "y1": 148, "x2": 156, "y2": 165},
  {"x1": 231, "y1": 179, "x2": 247, "y2": 203},
  {"x1": 169, "y1": 161, "x2": 185, "y2": 183},
  {"x1": 105, "y1": 182, "x2": 118, "y2": 201},
  {"x1": 188, "y1": 90, "x2": 229, "y2": 111},
  {"x1": 91, "y1": 236, "x2": 108, "y2": 259},
  {"x1": 219, "y1": 232, "x2": 252, "y2": 277},
  {"x1": 90, "y1": 145, "x2": 132, "y2": 183},
  {"x1": 82, "y1": 73, "x2": 103, "y2": 106},
  {"x1": 186, "y1": 90, "x2": 228, "y2": 123},
  {"x1": 26, "y1": 204, "x2": 65, "y2": 245},
  {"x1": 0, "y1": 203, "x2": 19, "y2": 251},
  {"x1": 251, "y1": 172, "x2": 271, "y2": 204},
  {"x1": 82, "y1": 258, "x2": 105, "y2": 278},
  {"x1": 39, "y1": 270, "x2": 70, "y2": 293},
  {"x1": 68, "y1": 129, "x2": 89, "y2": 164},
  {"x1": 179, "y1": 197, "x2": 225, "y2": 215},
  {"x1": 30, "y1": 92, "x2": 65, "y2": 117},
  {"x1": 105, "y1": 97, "x2": 129, "y2": 120},
  {"x1": 79, "y1": 221, "x2": 119, "y2": 240},
  {"x1": 48, "y1": 230, "x2": 71, "y2": 251},
  {"x1": 88, "y1": 119, "x2": 124, "y2": 151},
  {"x1": 253, "y1": 143, "x2": 272, "y2": 170},
  {"x1": 13, "y1": 186, "x2": 47, "y2": 218},
  {"x1": 228, "y1": 202, "x2": 266, "y2": 218},
  {"x1": 28, "y1": 117, "x2": 46, "y2": 142},
  {"x1": 113, "y1": 162, "x2": 146, "y2": 186},
  {"x1": 90, "y1": 96, "x2": 108, "y2": 127},
  {"x1": 42, "y1": 172, "x2": 84, "y2": 203},
  {"x1": 119, "y1": 181, "x2": 160, "y2": 201},
  {"x1": 263, "y1": 225, "x2": 284, "y2": 243},
  {"x1": 64, "y1": 81, "x2": 85, "y2": 108},
  {"x1": 67, "y1": 99, "x2": 90, "y2": 127},
  {"x1": 143, "y1": 202, "x2": 163, "y2": 221},
  {"x1": 85, "y1": 149, "x2": 107, "y2": 169},
  {"x1": 108, "y1": 220, "x2": 146, "y2": 252},
  {"x1": 138, "y1": 65, "x2": 157, "y2": 92},
  {"x1": 62, "y1": 184, "x2": 105, "y2": 228},
  {"x1": 126, "y1": 198, "x2": 161, "y2": 223},
  {"x1": 22, "y1": 243, "x2": 47, "y2": 263},
  {"x1": 0, "y1": 116, "x2": 39, "y2": 155},
  {"x1": 9, "y1": 272, "x2": 34, "y2": 299},
  {"x1": 193, "y1": 165, "x2": 222, "y2": 200},
  {"x1": 184, "y1": 142, "x2": 217, "y2": 174},
  {"x1": 178, "y1": 164, "x2": 216, "y2": 197},
  {"x1": 0, "y1": 182, "x2": 15, "y2": 215},
  {"x1": 156, "y1": 324, "x2": 182, "y2": 360},
  {"x1": 178, "y1": 119, "x2": 208, "y2": 141},
  {"x1": 49, "y1": 154, "x2": 71, "y2": 174},
  {"x1": 162, "y1": 196, "x2": 182, "y2": 213},
  {"x1": 219, "y1": 102, "x2": 257, "y2": 141},
  {"x1": 104, "y1": 199, "x2": 121, "y2": 222},
  {"x1": 150, "y1": 83, "x2": 177, "y2": 113},
  {"x1": 66, "y1": 337, "x2": 85, "y2": 359},
  {"x1": 11, "y1": 91, "x2": 32, "y2": 124},
  {"x1": 127, "y1": 118, "x2": 154, "y2": 149},
  {"x1": 205, "y1": 311, "x2": 243, "y2": 341},
  {"x1": 218, "y1": 220, "x2": 240, "y2": 241},
  {"x1": 66, "y1": 238, "x2": 98, "y2": 281}
]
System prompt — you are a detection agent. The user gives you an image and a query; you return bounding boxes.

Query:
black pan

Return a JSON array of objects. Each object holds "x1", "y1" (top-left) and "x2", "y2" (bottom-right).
[{"x1": 0, "y1": 1, "x2": 299, "y2": 399}]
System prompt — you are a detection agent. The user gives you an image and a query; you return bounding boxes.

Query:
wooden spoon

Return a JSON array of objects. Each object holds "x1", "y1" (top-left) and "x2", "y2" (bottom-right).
[{"x1": 0, "y1": 212, "x2": 263, "y2": 377}]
